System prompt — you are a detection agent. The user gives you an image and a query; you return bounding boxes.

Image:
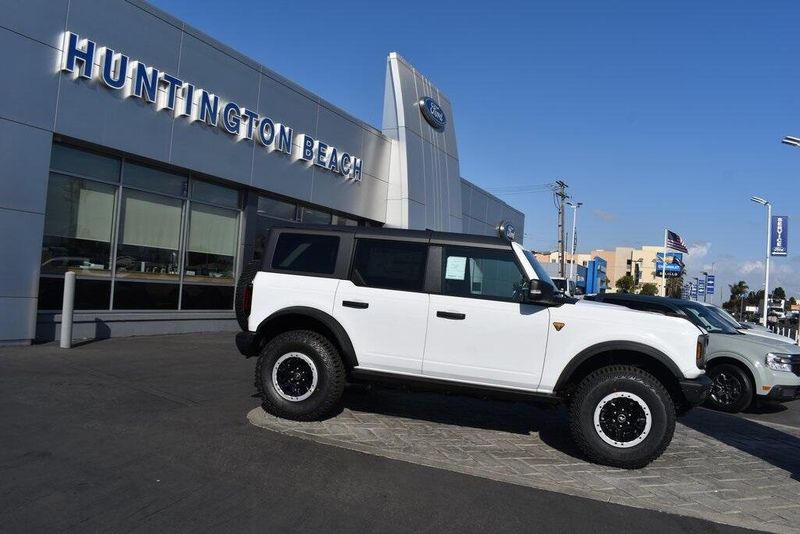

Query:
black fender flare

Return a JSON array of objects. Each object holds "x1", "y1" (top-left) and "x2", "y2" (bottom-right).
[
  {"x1": 256, "y1": 306, "x2": 358, "y2": 369},
  {"x1": 553, "y1": 340, "x2": 684, "y2": 392}
]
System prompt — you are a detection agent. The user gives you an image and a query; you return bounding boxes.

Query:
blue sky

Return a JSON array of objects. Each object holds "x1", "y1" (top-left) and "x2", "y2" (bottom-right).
[{"x1": 151, "y1": 0, "x2": 800, "y2": 302}]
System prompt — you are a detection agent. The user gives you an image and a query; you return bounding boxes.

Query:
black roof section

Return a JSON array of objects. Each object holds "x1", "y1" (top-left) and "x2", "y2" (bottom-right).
[
  {"x1": 589, "y1": 293, "x2": 707, "y2": 308},
  {"x1": 267, "y1": 223, "x2": 512, "y2": 249}
]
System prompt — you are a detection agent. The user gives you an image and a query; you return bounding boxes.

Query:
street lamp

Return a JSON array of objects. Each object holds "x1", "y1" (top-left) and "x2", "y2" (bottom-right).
[
  {"x1": 566, "y1": 201, "x2": 583, "y2": 288},
  {"x1": 702, "y1": 271, "x2": 709, "y2": 303},
  {"x1": 750, "y1": 195, "x2": 771, "y2": 327}
]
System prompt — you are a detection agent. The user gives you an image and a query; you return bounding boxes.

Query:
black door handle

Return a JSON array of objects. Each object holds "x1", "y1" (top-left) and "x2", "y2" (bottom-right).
[
  {"x1": 343, "y1": 300, "x2": 369, "y2": 309},
  {"x1": 437, "y1": 311, "x2": 466, "y2": 320}
]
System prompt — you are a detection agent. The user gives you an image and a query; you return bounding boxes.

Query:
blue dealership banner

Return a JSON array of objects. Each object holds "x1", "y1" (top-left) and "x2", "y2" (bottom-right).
[
  {"x1": 656, "y1": 252, "x2": 684, "y2": 277},
  {"x1": 771, "y1": 216, "x2": 788, "y2": 256},
  {"x1": 706, "y1": 275, "x2": 715, "y2": 295},
  {"x1": 690, "y1": 283, "x2": 697, "y2": 299}
]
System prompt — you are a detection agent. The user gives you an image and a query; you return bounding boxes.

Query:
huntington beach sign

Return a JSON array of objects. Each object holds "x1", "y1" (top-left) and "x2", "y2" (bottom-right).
[{"x1": 59, "y1": 32, "x2": 364, "y2": 181}]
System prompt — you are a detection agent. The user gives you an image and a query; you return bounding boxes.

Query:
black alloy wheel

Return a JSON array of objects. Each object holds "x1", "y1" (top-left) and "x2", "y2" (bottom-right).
[{"x1": 704, "y1": 363, "x2": 753, "y2": 413}]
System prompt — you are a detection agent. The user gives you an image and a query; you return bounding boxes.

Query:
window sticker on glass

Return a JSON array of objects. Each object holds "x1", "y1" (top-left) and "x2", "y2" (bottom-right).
[{"x1": 445, "y1": 256, "x2": 467, "y2": 280}]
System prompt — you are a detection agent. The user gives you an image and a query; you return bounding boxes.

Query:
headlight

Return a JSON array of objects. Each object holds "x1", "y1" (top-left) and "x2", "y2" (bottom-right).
[{"x1": 766, "y1": 353, "x2": 795, "y2": 373}]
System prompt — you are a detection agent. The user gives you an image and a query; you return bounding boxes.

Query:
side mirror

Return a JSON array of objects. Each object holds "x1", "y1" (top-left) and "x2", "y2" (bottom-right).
[{"x1": 526, "y1": 279, "x2": 558, "y2": 304}]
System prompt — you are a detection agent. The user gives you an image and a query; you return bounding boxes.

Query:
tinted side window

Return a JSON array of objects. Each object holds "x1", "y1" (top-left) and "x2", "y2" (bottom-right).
[
  {"x1": 272, "y1": 233, "x2": 339, "y2": 274},
  {"x1": 351, "y1": 239, "x2": 427, "y2": 291},
  {"x1": 441, "y1": 246, "x2": 524, "y2": 302}
]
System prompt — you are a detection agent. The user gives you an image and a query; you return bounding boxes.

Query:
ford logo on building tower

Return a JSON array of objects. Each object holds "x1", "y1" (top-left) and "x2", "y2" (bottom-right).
[{"x1": 419, "y1": 97, "x2": 447, "y2": 131}]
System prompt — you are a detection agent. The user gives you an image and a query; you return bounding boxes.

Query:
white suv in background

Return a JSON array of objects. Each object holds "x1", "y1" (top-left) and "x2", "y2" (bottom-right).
[{"x1": 235, "y1": 225, "x2": 710, "y2": 468}]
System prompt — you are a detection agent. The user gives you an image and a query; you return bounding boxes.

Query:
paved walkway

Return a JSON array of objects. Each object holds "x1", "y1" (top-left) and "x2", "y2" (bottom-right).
[{"x1": 250, "y1": 386, "x2": 800, "y2": 533}]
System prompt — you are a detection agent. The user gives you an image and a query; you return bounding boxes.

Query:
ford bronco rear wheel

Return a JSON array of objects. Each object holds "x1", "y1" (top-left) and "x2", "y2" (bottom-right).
[
  {"x1": 569, "y1": 365, "x2": 675, "y2": 469},
  {"x1": 255, "y1": 330, "x2": 345, "y2": 421}
]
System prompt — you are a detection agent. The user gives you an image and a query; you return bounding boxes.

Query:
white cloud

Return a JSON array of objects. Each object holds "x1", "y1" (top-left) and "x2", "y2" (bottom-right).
[
  {"x1": 688, "y1": 242, "x2": 710, "y2": 258},
  {"x1": 738, "y1": 261, "x2": 763, "y2": 275}
]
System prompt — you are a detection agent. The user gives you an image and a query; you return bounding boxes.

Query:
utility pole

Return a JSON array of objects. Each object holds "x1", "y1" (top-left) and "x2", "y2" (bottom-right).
[{"x1": 554, "y1": 180, "x2": 569, "y2": 277}]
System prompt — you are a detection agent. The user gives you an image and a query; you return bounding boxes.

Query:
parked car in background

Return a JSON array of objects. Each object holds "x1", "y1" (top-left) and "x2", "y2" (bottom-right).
[
  {"x1": 585, "y1": 293, "x2": 800, "y2": 413},
  {"x1": 701, "y1": 303, "x2": 797, "y2": 346}
]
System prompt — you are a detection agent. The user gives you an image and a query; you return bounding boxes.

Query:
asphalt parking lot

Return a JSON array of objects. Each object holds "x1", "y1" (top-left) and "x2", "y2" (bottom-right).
[{"x1": 1, "y1": 332, "x2": 788, "y2": 533}]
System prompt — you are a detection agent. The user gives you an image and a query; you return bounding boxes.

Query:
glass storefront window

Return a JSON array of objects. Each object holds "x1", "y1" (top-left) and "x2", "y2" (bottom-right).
[
  {"x1": 184, "y1": 203, "x2": 238, "y2": 281},
  {"x1": 41, "y1": 173, "x2": 116, "y2": 277},
  {"x1": 257, "y1": 196, "x2": 296, "y2": 221},
  {"x1": 50, "y1": 144, "x2": 120, "y2": 183},
  {"x1": 301, "y1": 207, "x2": 332, "y2": 224},
  {"x1": 113, "y1": 281, "x2": 179, "y2": 310},
  {"x1": 192, "y1": 180, "x2": 239, "y2": 209},
  {"x1": 123, "y1": 162, "x2": 187, "y2": 197},
  {"x1": 332, "y1": 214, "x2": 358, "y2": 226},
  {"x1": 182, "y1": 203, "x2": 238, "y2": 309},
  {"x1": 114, "y1": 189, "x2": 182, "y2": 283},
  {"x1": 37, "y1": 144, "x2": 383, "y2": 313}
]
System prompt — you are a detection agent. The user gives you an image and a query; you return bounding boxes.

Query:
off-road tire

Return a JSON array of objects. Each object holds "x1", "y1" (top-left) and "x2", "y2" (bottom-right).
[
  {"x1": 704, "y1": 363, "x2": 753, "y2": 413},
  {"x1": 255, "y1": 330, "x2": 345, "y2": 421},
  {"x1": 569, "y1": 365, "x2": 676, "y2": 469}
]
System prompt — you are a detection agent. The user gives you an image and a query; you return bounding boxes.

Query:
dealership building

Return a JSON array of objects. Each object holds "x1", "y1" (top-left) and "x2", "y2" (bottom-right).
[{"x1": 0, "y1": 0, "x2": 524, "y2": 345}]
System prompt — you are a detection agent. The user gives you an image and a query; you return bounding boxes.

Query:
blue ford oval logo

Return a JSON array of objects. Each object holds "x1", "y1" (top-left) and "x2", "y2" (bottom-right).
[{"x1": 419, "y1": 97, "x2": 447, "y2": 131}]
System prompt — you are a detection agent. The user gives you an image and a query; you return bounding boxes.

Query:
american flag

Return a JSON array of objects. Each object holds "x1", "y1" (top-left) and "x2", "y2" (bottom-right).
[{"x1": 666, "y1": 230, "x2": 689, "y2": 253}]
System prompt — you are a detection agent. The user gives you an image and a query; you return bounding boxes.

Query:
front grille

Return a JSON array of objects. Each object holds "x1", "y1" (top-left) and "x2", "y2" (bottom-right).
[{"x1": 791, "y1": 355, "x2": 800, "y2": 377}]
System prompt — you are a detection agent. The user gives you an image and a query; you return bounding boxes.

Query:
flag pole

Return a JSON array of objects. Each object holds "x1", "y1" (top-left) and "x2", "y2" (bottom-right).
[{"x1": 662, "y1": 228, "x2": 668, "y2": 297}]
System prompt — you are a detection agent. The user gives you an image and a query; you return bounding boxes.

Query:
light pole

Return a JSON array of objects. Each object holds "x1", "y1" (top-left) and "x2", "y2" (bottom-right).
[
  {"x1": 751, "y1": 195, "x2": 771, "y2": 327},
  {"x1": 782, "y1": 135, "x2": 800, "y2": 148},
  {"x1": 740, "y1": 294, "x2": 745, "y2": 321},
  {"x1": 566, "y1": 201, "x2": 582, "y2": 287}
]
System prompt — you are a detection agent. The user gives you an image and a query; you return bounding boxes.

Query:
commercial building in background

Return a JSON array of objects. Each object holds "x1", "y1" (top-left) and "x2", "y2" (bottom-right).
[
  {"x1": 537, "y1": 246, "x2": 679, "y2": 294},
  {"x1": 533, "y1": 252, "x2": 608, "y2": 295},
  {"x1": 0, "y1": 0, "x2": 523, "y2": 345}
]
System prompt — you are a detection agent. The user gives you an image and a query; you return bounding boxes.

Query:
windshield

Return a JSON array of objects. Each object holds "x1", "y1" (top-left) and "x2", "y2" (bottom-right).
[
  {"x1": 522, "y1": 249, "x2": 557, "y2": 290},
  {"x1": 681, "y1": 303, "x2": 739, "y2": 334},
  {"x1": 712, "y1": 306, "x2": 744, "y2": 329}
]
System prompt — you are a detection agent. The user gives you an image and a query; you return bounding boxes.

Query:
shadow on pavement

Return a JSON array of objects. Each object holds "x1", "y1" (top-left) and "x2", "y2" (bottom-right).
[
  {"x1": 339, "y1": 384, "x2": 586, "y2": 459},
  {"x1": 679, "y1": 408, "x2": 800, "y2": 480},
  {"x1": 339, "y1": 385, "x2": 800, "y2": 470},
  {"x1": 743, "y1": 401, "x2": 788, "y2": 415}
]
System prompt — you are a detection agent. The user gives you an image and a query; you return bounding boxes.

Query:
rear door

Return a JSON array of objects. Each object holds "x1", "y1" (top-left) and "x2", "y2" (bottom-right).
[
  {"x1": 333, "y1": 238, "x2": 430, "y2": 374},
  {"x1": 422, "y1": 245, "x2": 550, "y2": 390}
]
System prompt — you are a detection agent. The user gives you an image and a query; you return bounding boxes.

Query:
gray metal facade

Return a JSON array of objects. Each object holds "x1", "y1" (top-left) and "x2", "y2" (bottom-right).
[{"x1": 0, "y1": 0, "x2": 524, "y2": 345}]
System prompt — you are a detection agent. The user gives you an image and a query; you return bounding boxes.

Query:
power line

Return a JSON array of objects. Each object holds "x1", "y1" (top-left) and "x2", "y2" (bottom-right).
[{"x1": 484, "y1": 183, "x2": 554, "y2": 195}]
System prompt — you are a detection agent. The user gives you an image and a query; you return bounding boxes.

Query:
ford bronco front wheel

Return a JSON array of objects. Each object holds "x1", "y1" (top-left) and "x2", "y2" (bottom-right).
[
  {"x1": 569, "y1": 365, "x2": 676, "y2": 469},
  {"x1": 255, "y1": 330, "x2": 345, "y2": 421}
]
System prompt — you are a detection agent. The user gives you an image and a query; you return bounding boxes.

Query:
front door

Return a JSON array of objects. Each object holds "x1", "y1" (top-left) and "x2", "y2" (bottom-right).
[{"x1": 422, "y1": 245, "x2": 550, "y2": 390}]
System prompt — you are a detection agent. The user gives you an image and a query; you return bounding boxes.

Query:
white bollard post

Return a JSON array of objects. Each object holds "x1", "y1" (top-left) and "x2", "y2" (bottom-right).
[{"x1": 60, "y1": 271, "x2": 75, "y2": 349}]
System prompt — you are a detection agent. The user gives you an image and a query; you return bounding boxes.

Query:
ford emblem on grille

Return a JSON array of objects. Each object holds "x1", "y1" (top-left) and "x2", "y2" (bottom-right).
[{"x1": 419, "y1": 97, "x2": 447, "y2": 131}]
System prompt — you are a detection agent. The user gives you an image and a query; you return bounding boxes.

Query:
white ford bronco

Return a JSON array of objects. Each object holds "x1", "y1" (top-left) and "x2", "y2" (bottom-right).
[{"x1": 235, "y1": 225, "x2": 711, "y2": 468}]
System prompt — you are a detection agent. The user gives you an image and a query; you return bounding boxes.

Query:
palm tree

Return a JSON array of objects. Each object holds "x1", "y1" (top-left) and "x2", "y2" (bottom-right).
[{"x1": 728, "y1": 281, "x2": 749, "y2": 305}]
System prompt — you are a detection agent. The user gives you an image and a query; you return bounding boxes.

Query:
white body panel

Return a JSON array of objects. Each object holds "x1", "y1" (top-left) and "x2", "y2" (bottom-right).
[
  {"x1": 539, "y1": 300, "x2": 704, "y2": 391},
  {"x1": 422, "y1": 295, "x2": 550, "y2": 389},
  {"x1": 247, "y1": 240, "x2": 704, "y2": 397},
  {"x1": 333, "y1": 280, "x2": 429, "y2": 374},
  {"x1": 247, "y1": 272, "x2": 339, "y2": 331}
]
